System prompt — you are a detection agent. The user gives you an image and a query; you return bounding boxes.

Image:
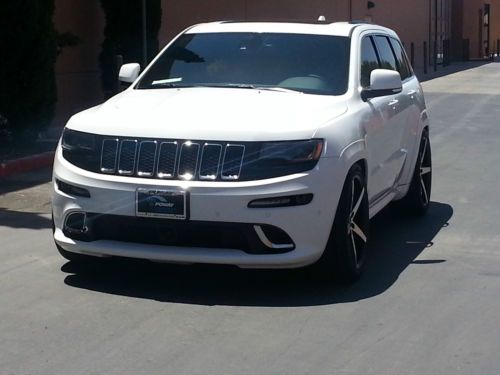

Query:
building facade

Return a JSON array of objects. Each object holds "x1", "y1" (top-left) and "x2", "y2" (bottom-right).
[
  {"x1": 54, "y1": 0, "x2": 104, "y2": 128},
  {"x1": 54, "y1": 0, "x2": 500, "y2": 126}
]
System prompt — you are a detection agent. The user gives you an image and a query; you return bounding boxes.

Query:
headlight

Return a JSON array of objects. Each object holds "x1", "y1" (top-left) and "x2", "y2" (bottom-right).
[
  {"x1": 241, "y1": 139, "x2": 323, "y2": 180},
  {"x1": 61, "y1": 129, "x2": 100, "y2": 171},
  {"x1": 62, "y1": 128, "x2": 96, "y2": 151},
  {"x1": 258, "y1": 139, "x2": 323, "y2": 163}
]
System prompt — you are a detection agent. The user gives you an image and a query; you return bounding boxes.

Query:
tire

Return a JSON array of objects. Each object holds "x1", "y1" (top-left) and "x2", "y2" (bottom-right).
[
  {"x1": 397, "y1": 129, "x2": 432, "y2": 216},
  {"x1": 316, "y1": 163, "x2": 370, "y2": 283}
]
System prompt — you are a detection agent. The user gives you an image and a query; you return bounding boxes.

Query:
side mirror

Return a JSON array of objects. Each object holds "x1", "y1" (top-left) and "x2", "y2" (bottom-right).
[
  {"x1": 119, "y1": 63, "x2": 141, "y2": 83},
  {"x1": 361, "y1": 69, "x2": 402, "y2": 101}
]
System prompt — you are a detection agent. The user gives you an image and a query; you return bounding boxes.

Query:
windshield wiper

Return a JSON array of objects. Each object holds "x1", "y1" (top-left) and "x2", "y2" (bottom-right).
[
  {"x1": 254, "y1": 86, "x2": 302, "y2": 93},
  {"x1": 203, "y1": 83, "x2": 302, "y2": 93},
  {"x1": 149, "y1": 82, "x2": 197, "y2": 88},
  {"x1": 146, "y1": 82, "x2": 302, "y2": 93}
]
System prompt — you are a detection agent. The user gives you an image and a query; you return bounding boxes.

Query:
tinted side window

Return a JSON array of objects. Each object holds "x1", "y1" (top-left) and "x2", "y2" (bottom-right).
[
  {"x1": 373, "y1": 36, "x2": 397, "y2": 71},
  {"x1": 360, "y1": 37, "x2": 379, "y2": 88},
  {"x1": 389, "y1": 38, "x2": 412, "y2": 80}
]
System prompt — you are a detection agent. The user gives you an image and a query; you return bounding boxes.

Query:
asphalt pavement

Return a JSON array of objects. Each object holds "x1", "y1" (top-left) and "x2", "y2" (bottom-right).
[{"x1": 1, "y1": 61, "x2": 500, "y2": 375}]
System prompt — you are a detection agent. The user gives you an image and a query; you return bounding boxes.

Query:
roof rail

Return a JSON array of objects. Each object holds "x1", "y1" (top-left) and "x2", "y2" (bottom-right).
[{"x1": 216, "y1": 18, "x2": 335, "y2": 25}]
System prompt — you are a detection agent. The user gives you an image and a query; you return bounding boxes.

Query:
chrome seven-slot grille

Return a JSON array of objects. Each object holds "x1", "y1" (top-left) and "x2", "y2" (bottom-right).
[{"x1": 100, "y1": 138, "x2": 246, "y2": 181}]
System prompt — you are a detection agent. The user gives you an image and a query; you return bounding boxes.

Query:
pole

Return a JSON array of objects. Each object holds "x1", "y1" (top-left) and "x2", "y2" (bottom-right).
[
  {"x1": 411, "y1": 42, "x2": 415, "y2": 67},
  {"x1": 486, "y1": 4, "x2": 491, "y2": 58},
  {"x1": 142, "y1": 0, "x2": 147, "y2": 68},
  {"x1": 434, "y1": 0, "x2": 438, "y2": 71},
  {"x1": 428, "y1": 0, "x2": 432, "y2": 66},
  {"x1": 424, "y1": 41, "x2": 428, "y2": 74}
]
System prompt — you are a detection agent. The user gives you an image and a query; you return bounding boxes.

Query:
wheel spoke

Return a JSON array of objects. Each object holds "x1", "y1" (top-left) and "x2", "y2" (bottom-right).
[
  {"x1": 352, "y1": 187, "x2": 365, "y2": 217},
  {"x1": 352, "y1": 221, "x2": 367, "y2": 243},
  {"x1": 350, "y1": 179, "x2": 355, "y2": 214},
  {"x1": 351, "y1": 233, "x2": 358, "y2": 265},
  {"x1": 420, "y1": 137, "x2": 428, "y2": 166},
  {"x1": 420, "y1": 166, "x2": 432, "y2": 176},
  {"x1": 420, "y1": 176, "x2": 429, "y2": 205}
]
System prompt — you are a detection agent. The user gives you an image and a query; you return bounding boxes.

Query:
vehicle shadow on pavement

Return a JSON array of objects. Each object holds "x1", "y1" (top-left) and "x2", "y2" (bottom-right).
[
  {"x1": 0, "y1": 168, "x2": 52, "y2": 196},
  {"x1": 0, "y1": 209, "x2": 52, "y2": 230},
  {"x1": 62, "y1": 201, "x2": 453, "y2": 307}
]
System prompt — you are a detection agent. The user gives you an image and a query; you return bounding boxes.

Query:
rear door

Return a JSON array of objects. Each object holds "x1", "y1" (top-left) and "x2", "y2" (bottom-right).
[{"x1": 388, "y1": 37, "x2": 422, "y2": 171}]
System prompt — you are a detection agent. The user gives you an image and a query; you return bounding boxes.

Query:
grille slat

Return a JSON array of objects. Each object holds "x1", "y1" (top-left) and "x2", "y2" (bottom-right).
[
  {"x1": 137, "y1": 141, "x2": 157, "y2": 177},
  {"x1": 222, "y1": 144, "x2": 245, "y2": 180},
  {"x1": 178, "y1": 142, "x2": 200, "y2": 180},
  {"x1": 157, "y1": 142, "x2": 178, "y2": 178},
  {"x1": 200, "y1": 144, "x2": 222, "y2": 180},
  {"x1": 118, "y1": 140, "x2": 137, "y2": 175},
  {"x1": 101, "y1": 139, "x2": 119, "y2": 173},
  {"x1": 100, "y1": 138, "x2": 245, "y2": 181}
]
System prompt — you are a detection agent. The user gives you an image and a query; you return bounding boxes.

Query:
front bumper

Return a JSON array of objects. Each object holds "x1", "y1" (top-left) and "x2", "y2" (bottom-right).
[{"x1": 52, "y1": 147, "x2": 344, "y2": 269}]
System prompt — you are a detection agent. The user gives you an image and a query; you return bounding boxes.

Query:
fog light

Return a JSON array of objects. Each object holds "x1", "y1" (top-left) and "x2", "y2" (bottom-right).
[
  {"x1": 56, "y1": 179, "x2": 91, "y2": 198},
  {"x1": 254, "y1": 225, "x2": 294, "y2": 250},
  {"x1": 248, "y1": 194, "x2": 313, "y2": 208},
  {"x1": 64, "y1": 212, "x2": 87, "y2": 233}
]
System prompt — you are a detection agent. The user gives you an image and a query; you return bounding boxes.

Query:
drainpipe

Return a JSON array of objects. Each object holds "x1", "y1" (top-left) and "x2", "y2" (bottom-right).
[
  {"x1": 434, "y1": 0, "x2": 438, "y2": 71},
  {"x1": 428, "y1": 0, "x2": 432, "y2": 67},
  {"x1": 486, "y1": 4, "x2": 491, "y2": 57}
]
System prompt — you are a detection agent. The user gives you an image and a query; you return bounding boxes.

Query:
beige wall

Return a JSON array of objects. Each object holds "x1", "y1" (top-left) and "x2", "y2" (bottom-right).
[
  {"x1": 463, "y1": 0, "x2": 484, "y2": 58},
  {"x1": 352, "y1": 0, "x2": 431, "y2": 69},
  {"x1": 52, "y1": 0, "x2": 500, "y2": 127},
  {"x1": 159, "y1": 0, "x2": 350, "y2": 47},
  {"x1": 54, "y1": 0, "x2": 105, "y2": 127},
  {"x1": 160, "y1": 0, "x2": 245, "y2": 46},
  {"x1": 243, "y1": 0, "x2": 348, "y2": 22},
  {"x1": 486, "y1": 0, "x2": 500, "y2": 55},
  {"x1": 461, "y1": 0, "x2": 500, "y2": 58},
  {"x1": 159, "y1": 1, "x2": 433, "y2": 70}
]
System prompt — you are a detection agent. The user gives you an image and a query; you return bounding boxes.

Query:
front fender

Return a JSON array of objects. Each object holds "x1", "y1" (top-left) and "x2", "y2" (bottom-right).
[{"x1": 336, "y1": 138, "x2": 368, "y2": 190}]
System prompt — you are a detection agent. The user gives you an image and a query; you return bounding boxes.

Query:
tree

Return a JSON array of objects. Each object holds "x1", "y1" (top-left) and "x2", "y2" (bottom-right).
[
  {"x1": 0, "y1": 0, "x2": 58, "y2": 135},
  {"x1": 99, "y1": 0, "x2": 162, "y2": 97}
]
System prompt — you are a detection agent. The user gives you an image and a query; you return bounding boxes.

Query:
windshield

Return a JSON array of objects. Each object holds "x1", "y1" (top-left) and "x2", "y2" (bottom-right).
[{"x1": 136, "y1": 32, "x2": 350, "y2": 95}]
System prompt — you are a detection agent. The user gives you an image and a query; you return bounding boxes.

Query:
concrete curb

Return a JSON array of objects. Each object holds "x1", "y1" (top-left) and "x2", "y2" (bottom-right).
[{"x1": 0, "y1": 151, "x2": 55, "y2": 178}]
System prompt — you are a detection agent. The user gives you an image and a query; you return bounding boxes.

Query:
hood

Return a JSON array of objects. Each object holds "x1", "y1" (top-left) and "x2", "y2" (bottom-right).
[{"x1": 67, "y1": 87, "x2": 347, "y2": 142}]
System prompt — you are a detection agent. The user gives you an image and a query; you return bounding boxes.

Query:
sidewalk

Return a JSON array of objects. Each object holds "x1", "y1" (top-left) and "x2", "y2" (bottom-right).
[{"x1": 415, "y1": 58, "x2": 496, "y2": 82}]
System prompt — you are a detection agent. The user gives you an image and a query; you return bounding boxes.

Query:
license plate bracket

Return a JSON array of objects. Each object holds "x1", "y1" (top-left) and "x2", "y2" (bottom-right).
[{"x1": 136, "y1": 189, "x2": 188, "y2": 220}]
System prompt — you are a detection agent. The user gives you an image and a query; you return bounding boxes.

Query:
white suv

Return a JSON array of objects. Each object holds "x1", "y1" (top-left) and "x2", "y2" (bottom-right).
[{"x1": 52, "y1": 21, "x2": 432, "y2": 281}]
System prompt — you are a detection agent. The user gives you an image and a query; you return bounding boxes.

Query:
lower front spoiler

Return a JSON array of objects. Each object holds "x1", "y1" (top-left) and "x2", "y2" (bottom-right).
[{"x1": 54, "y1": 228, "x2": 324, "y2": 269}]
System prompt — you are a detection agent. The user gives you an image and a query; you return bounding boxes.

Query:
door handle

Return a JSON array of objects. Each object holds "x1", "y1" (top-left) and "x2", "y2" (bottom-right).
[
  {"x1": 388, "y1": 99, "x2": 399, "y2": 107},
  {"x1": 407, "y1": 90, "x2": 417, "y2": 97}
]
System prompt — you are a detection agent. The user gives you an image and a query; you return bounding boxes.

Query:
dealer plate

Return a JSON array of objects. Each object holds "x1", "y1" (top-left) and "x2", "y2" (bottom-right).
[{"x1": 136, "y1": 189, "x2": 187, "y2": 220}]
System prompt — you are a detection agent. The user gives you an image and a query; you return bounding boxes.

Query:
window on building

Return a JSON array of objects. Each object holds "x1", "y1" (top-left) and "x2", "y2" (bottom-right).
[
  {"x1": 373, "y1": 36, "x2": 398, "y2": 71},
  {"x1": 360, "y1": 36, "x2": 379, "y2": 88},
  {"x1": 389, "y1": 38, "x2": 412, "y2": 80}
]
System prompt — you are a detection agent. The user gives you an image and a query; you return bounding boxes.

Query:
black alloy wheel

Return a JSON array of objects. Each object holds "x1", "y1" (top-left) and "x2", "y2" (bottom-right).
[
  {"x1": 398, "y1": 129, "x2": 432, "y2": 216},
  {"x1": 317, "y1": 163, "x2": 370, "y2": 283}
]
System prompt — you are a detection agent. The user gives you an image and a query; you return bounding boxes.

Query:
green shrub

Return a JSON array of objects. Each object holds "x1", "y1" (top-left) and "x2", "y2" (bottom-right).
[
  {"x1": 99, "y1": 0, "x2": 162, "y2": 97},
  {"x1": 0, "y1": 0, "x2": 57, "y2": 135}
]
